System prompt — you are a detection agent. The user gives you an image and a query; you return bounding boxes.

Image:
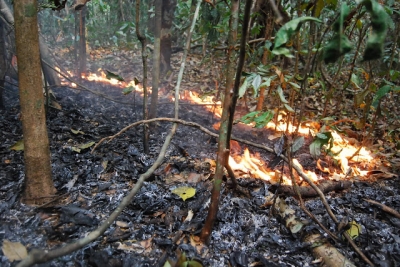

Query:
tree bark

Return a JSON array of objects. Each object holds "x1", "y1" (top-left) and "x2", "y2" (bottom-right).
[
  {"x1": 160, "y1": 0, "x2": 177, "y2": 74},
  {"x1": 39, "y1": 35, "x2": 61, "y2": 87},
  {"x1": 136, "y1": 0, "x2": 149, "y2": 154},
  {"x1": 149, "y1": 0, "x2": 162, "y2": 119},
  {"x1": 200, "y1": 0, "x2": 241, "y2": 242},
  {"x1": 0, "y1": 19, "x2": 5, "y2": 110},
  {"x1": 14, "y1": 0, "x2": 56, "y2": 204},
  {"x1": 78, "y1": 5, "x2": 87, "y2": 76}
]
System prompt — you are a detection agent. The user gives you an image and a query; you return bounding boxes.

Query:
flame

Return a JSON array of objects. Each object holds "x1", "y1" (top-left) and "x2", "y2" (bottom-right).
[{"x1": 58, "y1": 66, "x2": 383, "y2": 184}]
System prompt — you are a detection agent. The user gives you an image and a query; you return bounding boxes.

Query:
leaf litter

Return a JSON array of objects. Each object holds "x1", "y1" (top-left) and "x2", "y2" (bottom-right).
[{"x1": 0, "y1": 56, "x2": 399, "y2": 266}]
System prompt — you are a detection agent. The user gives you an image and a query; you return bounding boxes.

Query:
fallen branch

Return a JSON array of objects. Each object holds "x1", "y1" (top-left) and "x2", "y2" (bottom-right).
[
  {"x1": 305, "y1": 234, "x2": 356, "y2": 267},
  {"x1": 364, "y1": 198, "x2": 400, "y2": 219},
  {"x1": 275, "y1": 197, "x2": 356, "y2": 267},
  {"x1": 270, "y1": 180, "x2": 352, "y2": 198}
]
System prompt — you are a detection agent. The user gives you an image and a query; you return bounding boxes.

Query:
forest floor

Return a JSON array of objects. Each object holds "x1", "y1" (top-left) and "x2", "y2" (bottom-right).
[{"x1": 0, "y1": 49, "x2": 400, "y2": 267}]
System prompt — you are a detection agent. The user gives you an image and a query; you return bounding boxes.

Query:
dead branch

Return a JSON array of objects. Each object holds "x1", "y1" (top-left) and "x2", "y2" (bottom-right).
[
  {"x1": 364, "y1": 198, "x2": 400, "y2": 219},
  {"x1": 275, "y1": 198, "x2": 355, "y2": 267},
  {"x1": 304, "y1": 234, "x2": 356, "y2": 267},
  {"x1": 271, "y1": 180, "x2": 352, "y2": 198}
]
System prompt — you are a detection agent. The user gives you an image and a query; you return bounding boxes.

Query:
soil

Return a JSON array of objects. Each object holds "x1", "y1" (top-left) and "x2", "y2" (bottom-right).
[{"x1": 1, "y1": 64, "x2": 400, "y2": 267}]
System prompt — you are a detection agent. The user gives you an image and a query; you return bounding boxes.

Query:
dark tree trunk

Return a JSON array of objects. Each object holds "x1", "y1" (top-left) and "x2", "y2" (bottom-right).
[
  {"x1": 14, "y1": 0, "x2": 56, "y2": 205},
  {"x1": 160, "y1": 0, "x2": 177, "y2": 74},
  {"x1": 0, "y1": 19, "x2": 5, "y2": 110},
  {"x1": 136, "y1": 0, "x2": 150, "y2": 153}
]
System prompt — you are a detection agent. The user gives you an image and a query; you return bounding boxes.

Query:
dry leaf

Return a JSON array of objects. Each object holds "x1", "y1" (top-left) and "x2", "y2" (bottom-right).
[{"x1": 2, "y1": 240, "x2": 28, "y2": 262}]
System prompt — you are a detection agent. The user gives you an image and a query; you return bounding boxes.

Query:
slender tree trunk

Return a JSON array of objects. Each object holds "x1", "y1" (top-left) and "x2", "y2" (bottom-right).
[
  {"x1": 136, "y1": 0, "x2": 149, "y2": 154},
  {"x1": 39, "y1": 35, "x2": 61, "y2": 87},
  {"x1": 149, "y1": 0, "x2": 162, "y2": 119},
  {"x1": 200, "y1": 0, "x2": 240, "y2": 242},
  {"x1": 160, "y1": 0, "x2": 177, "y2": 74},
  {"x1": 0, "y1": 20, "x2": 5, "y2": 110},
  {"x1": 79, "y1": 6, "x2": 87, "y2": 76},
  {"x1": 14, "y1": 0, "x2": 56, "y2": 205}
]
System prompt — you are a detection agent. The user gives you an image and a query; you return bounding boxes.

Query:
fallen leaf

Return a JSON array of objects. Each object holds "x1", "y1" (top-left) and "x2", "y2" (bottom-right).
[
  {"x1": 2, "y1": 240, "x2": 28, "y2": 262},
  {"x1": 172, "y1": 186, "x2": 196, "y2": 201},
  {"x1": 71, "y1": 128, "x2": 85, "y2": 135},
  {"x1": 9, "y1": 140, "x2": 24, "y2": 151}
]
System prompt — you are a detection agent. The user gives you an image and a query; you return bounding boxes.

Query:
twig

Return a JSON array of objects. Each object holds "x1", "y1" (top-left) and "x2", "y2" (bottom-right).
[
  {"x1": 364, "y1": 198, "x2": 400, "y2": 219},
  {"x1": 16, "y1": 125, "x2": 177, "y2": 267}
]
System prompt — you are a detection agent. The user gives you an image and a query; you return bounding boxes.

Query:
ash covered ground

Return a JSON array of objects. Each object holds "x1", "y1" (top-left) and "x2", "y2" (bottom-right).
[{"x1": 0, "y1": 80, "x2": 400, "y2": 267}]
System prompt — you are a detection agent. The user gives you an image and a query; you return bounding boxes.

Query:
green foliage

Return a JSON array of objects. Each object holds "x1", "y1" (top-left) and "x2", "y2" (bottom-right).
[
  {"x1": 239, "y1": 73, "x2": 266, "y2": 98},
  {"x1": 105, "y1": 70, "x2": 124, "y2": 82},
  {"x1": 238, "y1": 111, "x2": 274, "y2": 128},
  {"x1": 323, "y1": 0, "x2": 390, "y2": 63},
  {"x1": 310, "y1": 132, "x2": 333, "y2": 159},
  {"x1": 372, "y1": 84, "x2": 400, "y2": 108},
  {"x1": 323, "y1": 4, "x2": 352, "y2": 63},
  {"x1": 272, "y1": 17, "x2": 322, "y2": 58},
  {"x1": 362, "y1": 0, "x2": 389, "y2": 60},
  {"x1": 201, "y1": 5, "x2": 221, "y2": 42}
]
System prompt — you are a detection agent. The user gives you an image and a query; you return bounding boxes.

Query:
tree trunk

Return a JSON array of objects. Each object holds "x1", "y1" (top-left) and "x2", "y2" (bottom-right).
[
  {"x1": 136, "y1": 0, "x2": 149, "y2": 154},
  {"x1": 78, "y1": 6, "x2": 87, "y2": 76},
  {"x1": 0, "y1": 19, "x2": 5, "y2": 110},
  {"x1": 39, "y1": 35, "x2": 61, "y2": 87},
  {"x1": 14, "y1": 0, "x2": 56, "y2": 205},
  {"x1": 160, "y1": 0, "x2": 177, "y2": 74},
  {"x1": 200, "y1": 0, "x2": 241, "y2": 242},
  {"x1": 149, "y1": 0, "x2": 162, "y2": 119}
]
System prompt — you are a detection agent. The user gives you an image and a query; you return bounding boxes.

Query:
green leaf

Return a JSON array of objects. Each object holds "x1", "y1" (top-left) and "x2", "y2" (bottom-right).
[
  {"x1": 310, "y1": 139, "x2": 323, "y2": 158},
  {"x1": 71, "y1": 141, "x2": 96, "y2": 153},
  {"x1": 277, "y1": 86, "x2": 289, "y2": 103},
  {"x1": 9, "y1": 140, "x2": 24, "y2": 151},
  {"x1": 350, "y1": 73, "x2": 362, "y2": 89},
  {"x1": 253, "y1": 111, "x2": 274, "y2": 128},
  {"x1": 71, "y1": 128, "x2": 85, "y2": 135},
  {"x1": 345, "y1": 221, "x2": 362, "y2": 240},
  {"x1": 291, "y1": 136, "x2": 304, "y2": 153},
  {"x1": 122, "y1": 86, "x2": 134, "y2": 95},
  {"x1": 288, "y1": 81, "x2": 300, "y2": 89},
  {"x1": 273, "y1": 17, "x2": 322, "y2": 49},
  {"x1": 105, "y1": 70, "x2": 124, "y2": 81},
  {"x1": 323, "y1": 34, "x2": 353, "y2": 63},
  {"x1": 271, "y1": 47, "x2": 295, "y2": 58},
  {"x1": 362, "y1": 0, "x2": 389, "y2": 61},
  {"x1": 238, "y1": 78, "x2": 248, "y2": 98},
  {"x1": 310, "y1": 132, "x2": 333, "y2": 158},
  {"x1": 316, "y1": 132, "x2": 328, "y2": 139},
  {"x1": 284, "y1": 104, "x2": 295, "y2": 113},
  {"x1": 372, "y1": 85, "x2": 392, "y2": 108},
  {"x1": 239, "y1": 111, "x2": 259, "y2": 124},
  {"x1": 252, "y1": 74, "x2": 262, "y2": 93}
]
